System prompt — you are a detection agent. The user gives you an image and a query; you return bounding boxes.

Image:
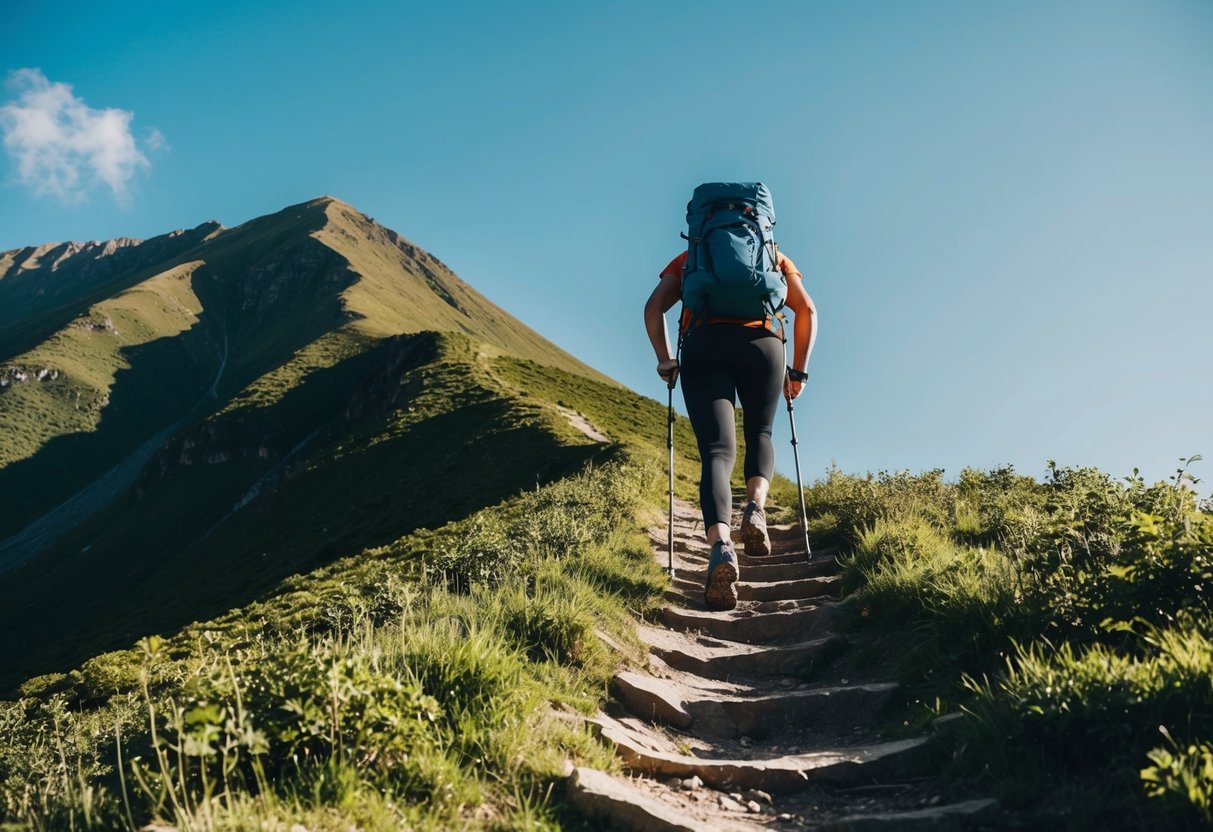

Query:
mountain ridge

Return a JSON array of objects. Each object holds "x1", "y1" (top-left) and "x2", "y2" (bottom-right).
[{"x1": 0, "y1": 196, "x2": 653, "y2": 686}]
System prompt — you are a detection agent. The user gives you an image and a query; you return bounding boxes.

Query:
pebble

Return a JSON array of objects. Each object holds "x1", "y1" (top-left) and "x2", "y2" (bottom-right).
[
  {"x1": 778, "y1": 813, "x2": 794, "y2": 821},
  {"x1": 729, "y1": 792, "x2": 744, "y2": 801},
  {"x1": 682, "y1": 776, "x2": 703, "y2": 790},
  {"x1": 664, "y1": 777, "x2": 682, "y2": 790},
  {"x1": 738, "y1": 736, "x2": 753, "y2": 747},
  {"x1": 746, "y1": 800, "x2": 763, "y2": 813},
  {"x1": 742, "y1": 788, "x2": 773, "y2": 805},
  {"x1": 719, "y1": 796, "x2": 746, "y2": 812},
  {"x1": 929, "y1": 795, "x2": 942, "y2": 805}
]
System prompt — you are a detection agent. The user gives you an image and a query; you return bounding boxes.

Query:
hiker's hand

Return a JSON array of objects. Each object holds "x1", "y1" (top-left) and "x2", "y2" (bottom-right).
[
  {"x1": 784, "y1": 374, "x2": 805, "y2": 400},
  {"x1": 657, "y1": 358, "x2": 679, "y2": 386}
]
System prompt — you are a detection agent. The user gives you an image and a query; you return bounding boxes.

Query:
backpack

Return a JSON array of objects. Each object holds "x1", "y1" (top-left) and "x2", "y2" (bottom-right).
[{"x1": 680, "y1": 182, "x2": 786, "y2": 321}]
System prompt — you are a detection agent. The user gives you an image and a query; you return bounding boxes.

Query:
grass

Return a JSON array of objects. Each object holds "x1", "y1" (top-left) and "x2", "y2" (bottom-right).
[
  {"x1": 803, "y1": 460, "x2": 1213, "y2": 829},
  {"x1": 0, "y1": 329, "x2": 631, "y2": 692},
  {"x1": 0, "y1": 459, "x2": 667, "y2": 830}
]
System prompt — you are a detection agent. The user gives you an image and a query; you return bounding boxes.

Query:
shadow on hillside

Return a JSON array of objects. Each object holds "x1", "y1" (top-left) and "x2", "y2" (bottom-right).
[
  {"x1": 0, "y1": 370, "x2": 609, "y2": 693},
  {"x1": 0, "y1": 317, "x2": 223, "y2": 543},
  {"x1": 0, "y1": 224, "x2": 359, "y2": 545}
]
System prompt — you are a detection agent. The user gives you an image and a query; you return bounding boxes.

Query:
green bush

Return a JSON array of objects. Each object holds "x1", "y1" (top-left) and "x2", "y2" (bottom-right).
[
  {"x1": 1142, "y1": 735, "x2": 1213, "y2": 826},
  {"x1": 818, "y1": 458, "x2": 1212, "y2": 825}
]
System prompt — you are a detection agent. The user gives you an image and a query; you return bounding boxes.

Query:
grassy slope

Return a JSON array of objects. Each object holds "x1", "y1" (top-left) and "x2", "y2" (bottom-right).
[
  {"x1": 804, "y1": 466, "x2": 1213, "y2": 829},
  {"x1": 0, "y1": 331, "x2": 625, "y2": 691}
]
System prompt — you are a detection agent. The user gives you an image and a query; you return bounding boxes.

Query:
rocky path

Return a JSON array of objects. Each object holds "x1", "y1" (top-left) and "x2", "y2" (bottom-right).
[{"x1": 569, "y1": 497, "x2": 1000, "y2": 831}]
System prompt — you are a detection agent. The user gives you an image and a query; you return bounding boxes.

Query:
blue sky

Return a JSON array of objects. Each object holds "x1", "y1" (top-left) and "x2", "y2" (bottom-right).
[{"x1": 3, "y1": 0, "x2": 1211, "y2": 487}]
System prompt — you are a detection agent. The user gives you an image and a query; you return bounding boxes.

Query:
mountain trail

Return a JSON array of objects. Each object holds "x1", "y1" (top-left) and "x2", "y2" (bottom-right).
[
  {"x1": 570, "y1": 497, "x2": 1001, "y2": 830},
  {"x1": 555, "y1": 405, "x2": 609, "y2": 444}
]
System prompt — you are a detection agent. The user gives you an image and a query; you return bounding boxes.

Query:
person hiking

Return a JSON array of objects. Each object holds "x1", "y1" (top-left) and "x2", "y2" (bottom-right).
[{"x1": 643, "y1": 182, "x2": 817, "y2": 611}]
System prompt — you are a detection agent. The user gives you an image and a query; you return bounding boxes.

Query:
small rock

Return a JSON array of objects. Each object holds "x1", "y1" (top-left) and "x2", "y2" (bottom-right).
[
  {"x1": 738, "y1": 736, "x2": 753, "y2": 747},
  {"x1": 746, "y1": 800, "x2": 763, "y2": 813},
  {"x1": 664, "y1": 777, "x2": 683, "y2": 790},
  {"x1": 719, "y1": 796, "x2": 746, "y2": 812},
  {"x1": 682, "y1": 776, "x2": 703, "y2": 790},
  {"x1": 742, "y1": 788, "x2": 773, "y2": 805},
  {"x1": 929, "y1": 795, "x2": 942, "y2": 805},
  {"x1": 729, "y1": 792, "x2": 744, "y2": 801},
  {"x1": 797, "y1": 683, "x2": 809, "y2": 689},
  {"x1": 778, "y1": 814, "x2": 794, "y2": 821}
]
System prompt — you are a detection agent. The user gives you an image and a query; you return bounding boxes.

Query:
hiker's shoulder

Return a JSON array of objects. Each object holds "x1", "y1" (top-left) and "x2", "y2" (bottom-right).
[{"x1": 659, "y1": 251, "x2": 687, "y2": 279}]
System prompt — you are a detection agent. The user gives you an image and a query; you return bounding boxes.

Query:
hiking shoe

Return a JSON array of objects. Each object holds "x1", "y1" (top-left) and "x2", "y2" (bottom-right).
[
  {"x1": 704, "y1": 539, "x2": 739, "y2": 611},
  {"x1": 739, "y1": 501, "x2": 771, "y2": 557}
]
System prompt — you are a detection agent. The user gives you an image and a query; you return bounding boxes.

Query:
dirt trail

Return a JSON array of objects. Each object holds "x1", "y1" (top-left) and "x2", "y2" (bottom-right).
[{"x1": 569, "y1": 496, "x2": 1000, "y2": 830}]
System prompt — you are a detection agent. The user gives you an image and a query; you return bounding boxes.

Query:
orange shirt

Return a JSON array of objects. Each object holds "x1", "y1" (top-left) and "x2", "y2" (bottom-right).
[{"x1": 659, "y1": 250, "x2": 803, "y2": 331}]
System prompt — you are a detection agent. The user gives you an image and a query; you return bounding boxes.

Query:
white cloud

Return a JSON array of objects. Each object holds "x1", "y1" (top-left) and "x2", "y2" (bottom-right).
[{"x1": 0, "y1": 68, "x2": 163, "y2": 204}]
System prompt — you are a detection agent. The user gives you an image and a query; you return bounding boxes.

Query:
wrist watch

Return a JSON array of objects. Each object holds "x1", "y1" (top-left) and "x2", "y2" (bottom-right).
[{"x1": 786, "y1": 367, "x2": 808, "y2": 382}]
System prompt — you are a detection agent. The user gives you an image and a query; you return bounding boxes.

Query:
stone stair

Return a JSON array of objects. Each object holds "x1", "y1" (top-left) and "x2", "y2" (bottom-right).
[{"x1": 567, "y1": 497, "x2": 1001, "y2": 830}]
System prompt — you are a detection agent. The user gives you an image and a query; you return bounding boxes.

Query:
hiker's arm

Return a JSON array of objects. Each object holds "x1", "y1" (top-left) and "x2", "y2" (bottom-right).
[
  {"x1": 785, "y1": 274, "x2": 817, "y2": 399},
  {"x1": 644, "y1": 274, "x2": 682, "y2": 381}
]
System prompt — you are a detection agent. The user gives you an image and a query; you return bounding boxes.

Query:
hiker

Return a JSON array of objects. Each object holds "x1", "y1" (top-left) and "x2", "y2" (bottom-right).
[{"x1": 643, "y1": 183, "x2": 816, "y2": 611}]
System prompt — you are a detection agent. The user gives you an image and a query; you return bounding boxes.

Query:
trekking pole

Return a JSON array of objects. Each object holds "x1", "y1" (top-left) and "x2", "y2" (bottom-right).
[
  {"x1": 665, "y1": 332, "x2": 684, "y2": 581},
  {"x1": 666, "y1": 374, "x2": 677, "y2": 580},
  {"x1": 786, "y1": 394, "x2": 813, "y2": 561}
]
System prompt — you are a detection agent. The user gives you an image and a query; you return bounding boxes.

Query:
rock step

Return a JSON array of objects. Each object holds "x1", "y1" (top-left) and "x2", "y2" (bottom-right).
[
  {"x1": 768, "y1": 524, "x2": 823, "y2": 547},
  {"x1": 596, "y1": 719, "x2": 932, "y2": 794},
  {"x1": 613, "y1": 670, "x2": 899, "y2": 739},
  {"x1": 641, "y1": 629, "x2": 848, "y2": 680},
  {"x1": 739, "y1": 550, "x2": 816, "y2": 566},
  {"x1": 662, "y1": 603, "x2": 839, "y2": 645},
  {"x1": 810, "y1": 798, "x2": 1002, "y2": 831},
  {"x1": 671, "y1": 575, "x2": 841, "y2": 604},
  {"x1": 682, "y1": 683, "x2": 899, "y2": 739},
  {"x1": 566, "y1": 767, "x2": 751, "y2": 832},
  {"x1": 680, "y1": 559, "x2": 837, "y2": 584}
]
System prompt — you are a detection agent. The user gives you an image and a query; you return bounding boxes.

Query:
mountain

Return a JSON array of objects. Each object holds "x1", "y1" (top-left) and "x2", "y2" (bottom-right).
[{"x1": 0, "y1": 196, "x2": 663, "y2": 688}]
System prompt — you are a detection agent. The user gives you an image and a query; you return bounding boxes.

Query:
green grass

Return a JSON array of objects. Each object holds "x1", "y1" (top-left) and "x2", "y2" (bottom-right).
[
  {"x1": 0, "y1": 459, "x2": 666, "y2": 831},
  {"x1": 0, "y1": 330, "x2": 629, "y2": 692},
  {"x1": 804, "y1": 461, "x2": 1213, "y2": 829}
]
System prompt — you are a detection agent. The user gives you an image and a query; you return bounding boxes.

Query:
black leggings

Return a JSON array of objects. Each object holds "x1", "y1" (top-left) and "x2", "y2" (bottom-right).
[{"x1": 679, "y1": 324, "x2": 784, "y2": 528}]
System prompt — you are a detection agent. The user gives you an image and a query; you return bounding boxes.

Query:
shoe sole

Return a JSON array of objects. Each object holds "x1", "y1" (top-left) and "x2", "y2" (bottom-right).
[
  {"x1": 739, "y1": 519, "x2": 771, "y2": 558},
  {"x1": 704, "y1": 561, "x2": 738, "y2": 611}
]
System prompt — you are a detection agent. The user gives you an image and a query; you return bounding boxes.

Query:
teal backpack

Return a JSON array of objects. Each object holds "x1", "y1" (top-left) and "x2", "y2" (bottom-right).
[{"x1": 681, "y1": 182, "x2": 786, "y2": 320}]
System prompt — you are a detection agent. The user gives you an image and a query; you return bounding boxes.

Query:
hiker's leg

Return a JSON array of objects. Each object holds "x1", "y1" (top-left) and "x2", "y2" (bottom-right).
[
  {"x1": 680, "y1": 327, "x2": 737, "y2": 541},
  {"x1": 735, "y1": 330, "x2": 784, "y2": 510},
  {"x1": 746, "y1": 475, "x2": 770, "y2": 509}
]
